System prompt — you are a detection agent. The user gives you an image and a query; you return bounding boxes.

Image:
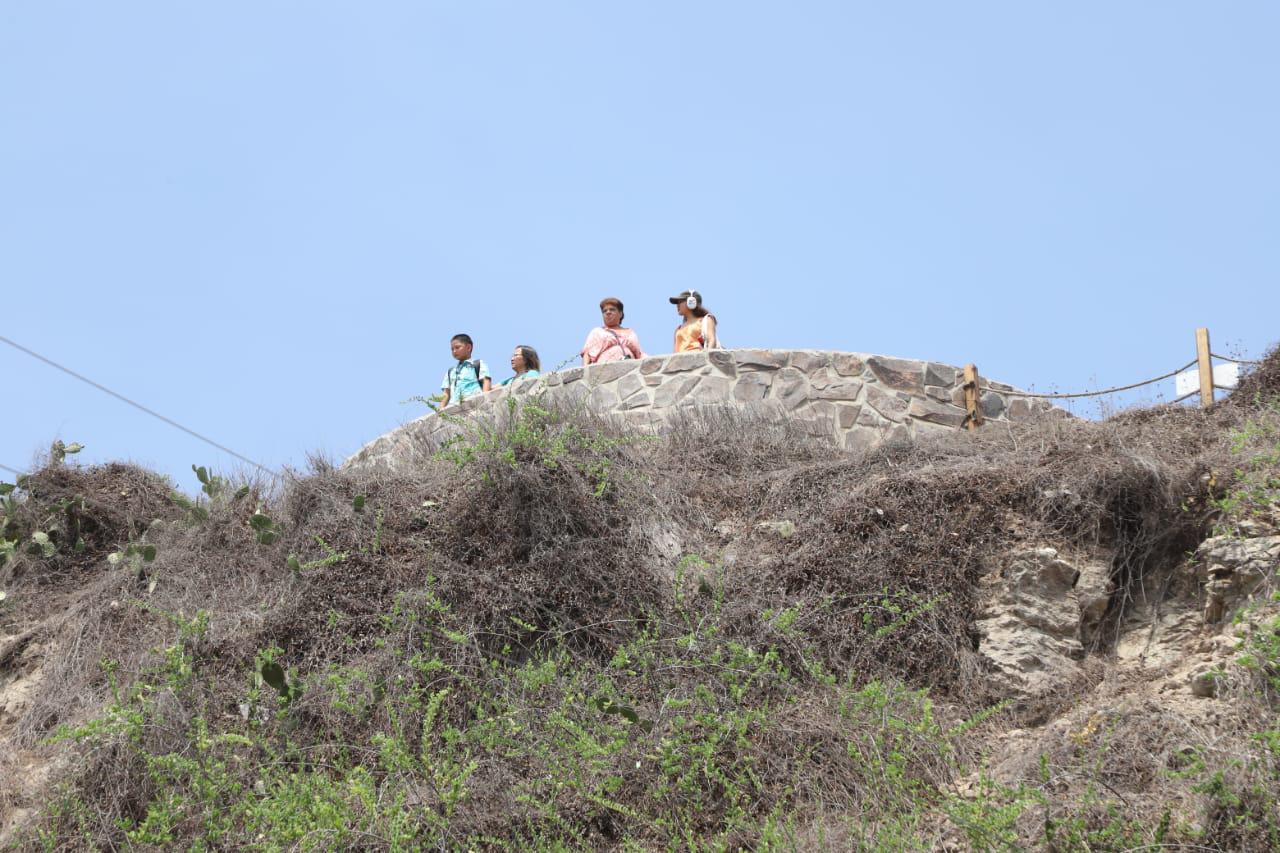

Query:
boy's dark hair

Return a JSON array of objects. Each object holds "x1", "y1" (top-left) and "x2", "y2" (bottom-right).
[{"x1": 452, "y1": 333, "x2": 474, "y2": 347}]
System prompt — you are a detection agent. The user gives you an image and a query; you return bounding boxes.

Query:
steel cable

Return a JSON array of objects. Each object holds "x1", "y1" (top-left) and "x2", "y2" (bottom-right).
[{"x1": 1, "y1": 334, "x2": 280, "y2": 477}]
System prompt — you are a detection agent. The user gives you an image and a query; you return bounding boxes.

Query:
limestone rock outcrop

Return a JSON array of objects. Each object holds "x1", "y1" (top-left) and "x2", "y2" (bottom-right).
[
  {"x1": 1196, "y1": 533, "x2": 1280, "y2": 623},
  {"x1": 975, "y1": 548, "x2": 1114, "y2": 699}
]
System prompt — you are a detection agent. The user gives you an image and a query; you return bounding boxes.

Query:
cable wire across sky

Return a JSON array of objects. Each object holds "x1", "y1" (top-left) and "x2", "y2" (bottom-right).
[{"x1": 0, "y1": 334, "x2": 279, "y2": 477}]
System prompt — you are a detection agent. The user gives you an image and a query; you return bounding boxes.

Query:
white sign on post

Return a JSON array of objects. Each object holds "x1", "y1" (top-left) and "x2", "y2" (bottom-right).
[{"x1": 1175, "y1": 363, "x2": 1239, "y2": 397}]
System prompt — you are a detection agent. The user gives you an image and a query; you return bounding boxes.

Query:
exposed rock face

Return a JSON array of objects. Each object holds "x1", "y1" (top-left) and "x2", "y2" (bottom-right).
[
  {"x1": 975, "y1": 549, "x2": 1113, "y2": 699},
  {"x1": 1195, "y1": 534, "x2": 1280, "y2": 623},
  {"x1": 346, "y1": 350, "x2": 1059, "y2": 472}
]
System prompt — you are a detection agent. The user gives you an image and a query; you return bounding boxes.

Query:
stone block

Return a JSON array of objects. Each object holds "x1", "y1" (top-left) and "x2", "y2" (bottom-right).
[
  {"x1": 802, "y1": 415, "x2": 834, "y2": 436},
  {"x1": 926, "y1": 386, "x2": 952, "y2": 402},
  {"x1": 558, "y1": 384, "x2": 588, "y2": 406},
  {"x1": 907, "y1": 397, "x2": 967, "y2": 428},
  {"x1": 560, "y1": 367, "x2": 584, "y2": 385},
  {"x1": 790, "y1": 351, "x2": 830, "y2": 372},
  {"x1": 654, "y1": 375, "x2": 701, "y2": 408},
  {"x1": 589, "y1": 385, "x2": 619, "y2": 409},
  {"x1": 586, "y1": 360, "x2": 640, "y2": 385},
  {"x1": 662, "y1": 352, "x2": 707, "y2": 374},
  {"x1": 617, "y1": 388, "x2": 651, "y2": 410},
  {"x1": 644, "y1": 375, "x2": 663, "y2": 386},
  {"x1": 867, "y1": 356, "x2": 924, "y2": 393},
  {"x1": 913, "y1": 419, "x2": 954, "y2": 436},
  {"x1": 806, "y1": 402, "x2": 837, "y2": 434},
  {"x1": 694, "y1": 375, "x2": 733, "y2": 401},
  {"x1": 770, "y1": 367, "x2": 810, "y2": 410},
  {"x1": 924, "y1": 363, "x2": 957, "y2": 387},
  {"x1": 623, "y1": 410, "x2": 664, "y2": 427},
  {"x1": 734, "y1": 372, "x2": 772, "y2": 403},
  {"x1": 734, "y1": 349, "x2": 788, "y2": 370},
  {"x1": 856, "y1": 406, "x2": 886, "y2": 427},
  {"x1": 1007, "y1": 398, "x2": 1033, "y2": 420},
  {"x1": 837, "y1": 404, "x2": 861, "y2": 429},
  {"x1": 884, "y1": 424, "x2": 912, "y2": 446},
  {"x1": 543, "y1": 372, "x2": 563, "y2": 387},
  {"x1": 865, "y1": 384, "x2": 908, "y2": 422},
  {"x1": 832, "y1": 353, "x2": 865, "y2": 376},
  {"x1": 640, "y1": 357, "x2": 665, "y2": 375},
  {"x1": 616, "y1": 371, "x2": 645, "y2": 401},
  {"x1": 843, "y1": 429, "x2": 877, "y2": 453},
  {"x1": 707, "y1": 350, "x2": 737, "y2": 377},
  {"x1": 980, "y1": 391, "x2": 1007, "y2": 420},
  {"x1": 813, "y1": 378, "x2": 863, "y2": 401}
]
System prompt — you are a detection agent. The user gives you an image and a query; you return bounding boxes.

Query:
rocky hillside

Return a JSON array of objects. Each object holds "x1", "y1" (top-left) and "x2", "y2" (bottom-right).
[{"x1": 1, "y1": 349, "x2": 1278, "y2": 851}]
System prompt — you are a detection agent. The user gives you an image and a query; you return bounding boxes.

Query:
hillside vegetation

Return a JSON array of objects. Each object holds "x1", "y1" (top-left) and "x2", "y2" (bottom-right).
[{"x1": 1, "y1": 350, "x2": 1279, "y2": 851}]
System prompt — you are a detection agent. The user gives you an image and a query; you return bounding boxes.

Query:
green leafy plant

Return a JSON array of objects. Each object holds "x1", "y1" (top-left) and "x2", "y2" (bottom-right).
[
  {"x1": 49, "y1": 440, "x2": 84, "y2": 464},
  {"x1": 436, "y1": 395, "x2": 631, "y2": 497},
  {"x1": 285, "y1": 536, "x2": 347, "y2": 573},
  {"x1": 247, "y1": 509, "x2": 280, "y2": 545}
]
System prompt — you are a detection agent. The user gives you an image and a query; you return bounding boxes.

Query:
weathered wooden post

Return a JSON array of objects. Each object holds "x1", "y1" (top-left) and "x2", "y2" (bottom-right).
[
  {"x1": 1195, "y1": 327, "x2": 1213, "y2": 409},
  {"x1": 962, "y1": 364, "x2": 984, "y2": 431}
]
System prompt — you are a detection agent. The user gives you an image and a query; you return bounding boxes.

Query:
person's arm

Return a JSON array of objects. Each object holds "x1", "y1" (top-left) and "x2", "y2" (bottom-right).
[
  {"x1": 479, "y1": 360, "x2": 493, "y2": 392},
  {"x1": 627, "y1": 329, "x2": 646, "y2": 359},
  {"x1": 702, "y1": 315, "x2": 718, "y2": 349},
  {"x1": 439, "y1": 370, "x2": 452, "y2": 408}
]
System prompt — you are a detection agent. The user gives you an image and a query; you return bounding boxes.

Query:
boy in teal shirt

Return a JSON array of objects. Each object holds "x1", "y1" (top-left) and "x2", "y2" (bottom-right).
[{"x1": 440, "y1": 333, "x2": 491, "y2": 407}]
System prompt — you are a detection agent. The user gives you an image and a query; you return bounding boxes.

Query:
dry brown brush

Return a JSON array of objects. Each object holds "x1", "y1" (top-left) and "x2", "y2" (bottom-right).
[{"x1": 2, "y1": 357, "x2": 1280, "y2": 849}]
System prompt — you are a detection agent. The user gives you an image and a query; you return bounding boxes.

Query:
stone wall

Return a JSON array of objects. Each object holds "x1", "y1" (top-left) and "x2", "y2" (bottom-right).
[{"x1": 345, "y1": 349, "x2": 1060, "y2": 471}]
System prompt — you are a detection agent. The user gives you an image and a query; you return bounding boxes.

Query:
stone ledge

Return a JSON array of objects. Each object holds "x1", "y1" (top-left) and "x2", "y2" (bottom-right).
[{"x1": 345, "y1": 349, "x2": 1059, "y2": 471}]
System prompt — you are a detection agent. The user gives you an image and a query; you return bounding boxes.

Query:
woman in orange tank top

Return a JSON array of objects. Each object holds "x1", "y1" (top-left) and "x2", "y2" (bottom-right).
[{"x1": 670, "y1": 290, "x2": 718, "y2": 352}]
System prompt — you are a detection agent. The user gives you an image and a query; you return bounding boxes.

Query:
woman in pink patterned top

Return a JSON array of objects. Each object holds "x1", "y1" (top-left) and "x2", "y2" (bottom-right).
[{"x1": 582, "y1": 297, "x2": 646, "y2": 365}]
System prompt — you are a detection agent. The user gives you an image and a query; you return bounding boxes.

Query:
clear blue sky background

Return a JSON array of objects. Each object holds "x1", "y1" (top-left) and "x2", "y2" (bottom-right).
[{"x1": 3, "y1": 2, "x2": 1277, "y2": 492}]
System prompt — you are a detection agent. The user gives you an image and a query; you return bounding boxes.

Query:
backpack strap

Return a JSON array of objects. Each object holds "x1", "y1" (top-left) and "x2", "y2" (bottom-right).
[{"x1": 450, "y1": 361, "x2": 484, "y2": 391}]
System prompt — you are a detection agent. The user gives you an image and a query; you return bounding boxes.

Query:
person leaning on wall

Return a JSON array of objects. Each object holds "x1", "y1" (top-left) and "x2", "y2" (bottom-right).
[
  {"x1": 671, "y1": 290, "x2": 718, "y2": 352},
  {"x1": 500, "y1": 344, "x2": 541, "y2": 385},
  {"x1": 582, "y1": 297, "x2": 646, "y2": 365}
]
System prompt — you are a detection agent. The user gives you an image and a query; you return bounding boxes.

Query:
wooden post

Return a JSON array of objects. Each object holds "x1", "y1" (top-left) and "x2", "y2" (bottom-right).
[
  {"x1": 962, "y1": 364, "x2": 984, "y2": 431},
  {"x1": 1195, "y1": 327, "x2": 1213, "y2": 409}
]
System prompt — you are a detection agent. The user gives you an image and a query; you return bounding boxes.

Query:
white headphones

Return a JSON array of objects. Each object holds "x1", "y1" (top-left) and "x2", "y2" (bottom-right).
[{"x1": 686, "y1": 292, "x2": 699, "y2": 310}]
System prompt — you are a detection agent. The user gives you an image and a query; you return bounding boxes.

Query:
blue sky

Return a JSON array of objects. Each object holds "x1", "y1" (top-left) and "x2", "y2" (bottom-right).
[{"x1": 3, "y1": 2, "x2": 1277, "y2": 491}]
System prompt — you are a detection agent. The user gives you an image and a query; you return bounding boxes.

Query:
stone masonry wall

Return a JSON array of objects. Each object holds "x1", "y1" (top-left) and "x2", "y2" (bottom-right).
[{"x1": 345, "y1": 349, "x2": 1060, "y2": 471}]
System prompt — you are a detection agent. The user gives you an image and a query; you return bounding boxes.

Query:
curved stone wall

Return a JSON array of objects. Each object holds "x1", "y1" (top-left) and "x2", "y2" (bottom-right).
[{"x1": 345, "y1": 349, "x2": 1060, "y2": 471}]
